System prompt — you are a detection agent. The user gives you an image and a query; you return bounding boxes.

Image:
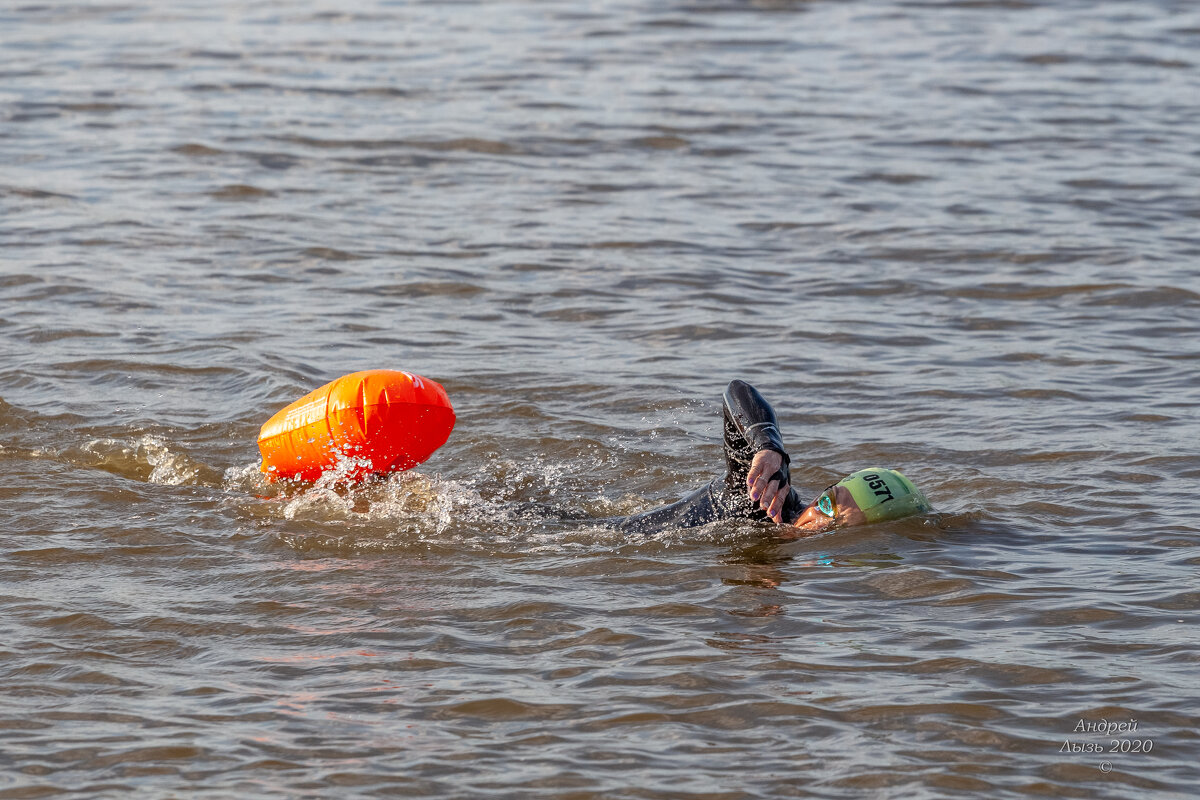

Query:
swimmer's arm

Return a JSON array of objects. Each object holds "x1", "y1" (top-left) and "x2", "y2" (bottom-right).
[{"x1": 724, "y1": 380, "x2": 792, "y2": 522}]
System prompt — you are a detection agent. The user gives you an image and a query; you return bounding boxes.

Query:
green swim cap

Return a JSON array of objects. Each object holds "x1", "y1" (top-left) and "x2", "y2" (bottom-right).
[{"x1": 837, "y1": 468, "x2": 931, "y2": 524}]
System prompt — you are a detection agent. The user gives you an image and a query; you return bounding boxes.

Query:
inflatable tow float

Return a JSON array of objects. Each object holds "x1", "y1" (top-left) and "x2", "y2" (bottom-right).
[{"x1": 257, "y1": 369, "x2": 454, "y2": 482}]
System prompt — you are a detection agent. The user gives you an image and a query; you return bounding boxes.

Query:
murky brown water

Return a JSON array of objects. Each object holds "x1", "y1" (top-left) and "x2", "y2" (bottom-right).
[{"x1": 3, "y1": 0, "x2": 1199, "y2": 797}]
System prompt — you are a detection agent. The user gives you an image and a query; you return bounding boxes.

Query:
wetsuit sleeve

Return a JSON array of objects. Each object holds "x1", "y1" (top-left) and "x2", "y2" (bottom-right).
[{"x1": 721, "y1": 379, "x2": 790, "y2": 484}]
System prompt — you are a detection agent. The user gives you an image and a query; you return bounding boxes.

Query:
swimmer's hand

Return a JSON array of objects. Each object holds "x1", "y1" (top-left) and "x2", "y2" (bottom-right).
[{"x1": 747, "y1": 449, "x2": 789, "y2": 523}]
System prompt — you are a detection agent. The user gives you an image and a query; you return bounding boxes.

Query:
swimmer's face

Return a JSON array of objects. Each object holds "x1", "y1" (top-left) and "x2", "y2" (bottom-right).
[{"x1": 792, "y1": 485, "x2": 867, "y2": 531}]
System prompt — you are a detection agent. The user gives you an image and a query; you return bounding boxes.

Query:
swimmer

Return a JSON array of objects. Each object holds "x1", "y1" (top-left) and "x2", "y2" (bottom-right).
[{"x1": 614, "y1": 380, "x2": 930, "y2": 535}]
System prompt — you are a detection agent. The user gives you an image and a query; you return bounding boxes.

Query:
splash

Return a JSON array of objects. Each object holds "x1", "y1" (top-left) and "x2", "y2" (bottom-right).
[
  {"x1": 74, "y1": 435, "x2": 213, "y2": 486},
  {"x1": 278, "y1": 460, "x2": 474, "y2": 534},
  {"x1": 222, "y1": 447, "x2": 756, "y2": 555}
]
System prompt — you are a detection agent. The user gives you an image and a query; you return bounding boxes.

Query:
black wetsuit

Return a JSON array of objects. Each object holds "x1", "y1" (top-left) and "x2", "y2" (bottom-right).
[{"x1": 615, "y1": 380, "x2": 806, "y2": 534}]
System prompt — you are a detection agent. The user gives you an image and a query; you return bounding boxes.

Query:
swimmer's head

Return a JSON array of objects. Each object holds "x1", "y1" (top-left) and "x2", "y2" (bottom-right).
[
  {"x1": 835, "y1": 468, "x2": 931, "y2": 523},
  {"x1": 793, "y1": 468, "x2": 930, "y2": 531}
]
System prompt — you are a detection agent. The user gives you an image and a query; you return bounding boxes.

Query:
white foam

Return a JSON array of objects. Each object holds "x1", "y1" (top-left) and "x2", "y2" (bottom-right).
[
  {"x1": 80, "y1": 434, "x2": 204, "y2": 486},
  {"x1": 216, "y1": 446, "x2": 756, "y2": 555}
]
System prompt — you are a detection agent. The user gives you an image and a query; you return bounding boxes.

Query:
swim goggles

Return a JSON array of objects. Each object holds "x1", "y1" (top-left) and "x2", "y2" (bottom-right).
[{"x1": 814, "y1": 486, "x2": 837, "y2": 519}]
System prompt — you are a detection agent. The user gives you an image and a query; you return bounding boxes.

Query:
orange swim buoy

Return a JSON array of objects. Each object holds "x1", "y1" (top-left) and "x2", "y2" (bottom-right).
[{"x1": 257, "y1": 369, "x2": 454, "y2": 482}]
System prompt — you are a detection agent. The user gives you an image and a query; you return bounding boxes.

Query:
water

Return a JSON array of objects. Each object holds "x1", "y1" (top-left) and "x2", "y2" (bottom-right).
[{"x1": 2, "y1": 0, "x2": 1199, "y2": 796}]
